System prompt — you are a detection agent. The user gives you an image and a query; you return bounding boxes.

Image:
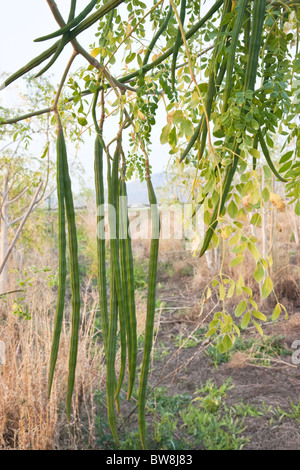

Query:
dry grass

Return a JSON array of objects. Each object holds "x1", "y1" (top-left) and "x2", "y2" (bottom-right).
[{"x1": 0, "y1": 282, "x2": 105, "y2": 450}]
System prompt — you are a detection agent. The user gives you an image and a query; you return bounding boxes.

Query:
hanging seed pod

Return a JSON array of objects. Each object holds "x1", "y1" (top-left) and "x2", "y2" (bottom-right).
[
  {"x1": 92, "y1": 91, "x2": 109, "y2": 353},
  {"x1": 171, "y1": 0, "x2": 187, "y2": 91},
  {"x1": 57, "y1": 127, "x2": 81, "y2": 419},
  {"x1": 179, "y1": 0, "x2": 232, "y2": 163},
  {"x1": 94, "y1": 136, "x2": 109, "y2": 352},
  {"x1": 179, "y1": 60, "x2": 227, "y2": 163},
  {"x1": 258, "y1": 129, "x2": 287, "y2": 182},
  {"x1": 143, "y1": 5, "x2": 172, "y2": 67},
  {"x1": 35, "y1": 1, "x2": 77, "y2": 78},
  {"x1": 34, "y1": 0, "x2": 98, "y2": 42},
  {"x1": 0, "y1": 42, "x2": 59, "y2": 90},
  {"x1": 222, "y1": 0, "x2": 249, "y2": 113},
  {"x1": 200, "y1": 0, "x2": 267, "y2": 257},
  {"x1": 111, "y1": 147, "x2": 127, "y2": 402},
  {"x1": 34, "y1": 34, "x2": 71, "y2": 78},
  {"x1": 119, "y1": 173, "x2": 137, "y2": 400},
  {"x1": 47, "y1": 122, "x2": 67, "y2": 399},
  {"x1": 244, "y1": 0, "x2": 266, "y2": 92},
  {"x1": 138, "y1": 178, "x2": 160, "y2": 449},
  {"x1": 106, "y1": 153, "x2": 120, "y2": 444}
]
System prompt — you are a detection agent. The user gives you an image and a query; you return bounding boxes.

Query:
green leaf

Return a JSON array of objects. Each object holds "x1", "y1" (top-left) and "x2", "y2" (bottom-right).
[
  {"x1": 160, "y1": 123, "x2": 171, "y2": 145},
  {"x1": 252, "y1": 320, "x2": 263, "y2": 336},
  {"x1": 125, "y1": 52, "x2": 136, "y2": 64},
  {"x1": 261, "y1": 276, "x2": 273, "y2": 299},
  {"x1": 252, "y1": 310, "x2": 267, "y2": 321},
  {"x1": 229, "y1": 233, "x2": 241, "y2": 246},
  {"x1": 263, "y1": 165, "x2": 272, "y2": 180},
  {"x1": 205, "y1": 327, "x2": 218, "y2": 338},
  {"x1": 295, "y1": 200, "x2": 300, "y2": 216},
  {"x1": 220, "y1": 334, "x2": 232, "y2": 353},
  {"x1": 228, "y1": 200, "x2": 238, "y2": 219},
  {"x1": 249, "y1": 299, "x2": 258, "y2": 310},
  {"x1": 227, "y1": 281, "x2": 235, "y2": 299},
  {"x1": 262, "y1": 187, "x2": 270, "y2": 202},
  {"x1": 180, "y1": 119, "x2": 194, "y2": 138},
  {"x1": 40, "y1": 144, "x2": 49, "y2": 159},
  {"x1": 247, "y1": 242, "x2": 260, "y2": 262},
  {"x1": 250, "y1": 213, "x2": 261, "y2": 227},
  {"x1": 230, "y1": 255, "x2": 244, "y2": 267},
  {"x1": 169, "y1": 126, "x2": 177, "y2": 147},
  {"x1": 254, "y1": 262, "x2": 264, "y2": 283},
  {"x1": 78, "y1": 117, "x2": 88, "y2": 126},
  {"x1": 235, "y1": 300, "x2": 247, "y2": 317},
  {"x1": 279, "y1": 151, "x2": 293, "y2": 165},
  {"x1": 279, "y1": 160, "x2": 293, "y2": 173},
  {"x1": 272, "y1": 303, "x2": 281, "y2": 321},
  {"x1": 172, "y1": 110, "x2": 184, "y2": 125},
  {"x1": 241, "y1": 312, "x2": 251, "y2": 329},
  {"x1": 249, "y1": 148, "x2": 260, "y2": 159}
]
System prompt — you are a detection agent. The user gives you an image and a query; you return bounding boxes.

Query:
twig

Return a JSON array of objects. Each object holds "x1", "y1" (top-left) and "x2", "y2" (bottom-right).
[{"x1": 0, "y1": 181, "x2": 43, "y2": 276}]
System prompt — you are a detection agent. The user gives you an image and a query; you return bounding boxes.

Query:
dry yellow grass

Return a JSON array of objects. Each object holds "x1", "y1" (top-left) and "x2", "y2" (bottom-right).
[{"x1": 0, "y1": 283, "x2": 105, "y2": 450}]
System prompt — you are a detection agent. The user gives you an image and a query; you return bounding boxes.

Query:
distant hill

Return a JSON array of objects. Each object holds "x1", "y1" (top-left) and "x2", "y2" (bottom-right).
[
  {"x1": 126, "y1": 172, "x2": 167, "y2": 206},
  {"x1": 45, "y1": 172, "x2": 169, "y2": 209}
]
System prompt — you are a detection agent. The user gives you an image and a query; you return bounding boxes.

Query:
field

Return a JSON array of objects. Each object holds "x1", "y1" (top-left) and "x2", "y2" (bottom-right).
[{"x1": 0, "y1": 200, "x2": 300, "y2": 450}]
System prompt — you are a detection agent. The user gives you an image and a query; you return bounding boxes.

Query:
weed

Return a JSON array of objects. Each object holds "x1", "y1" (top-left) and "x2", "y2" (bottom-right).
[
  {"x1": 133, "y1": 260, "x2": 148, "y2": 290},
  {"x1": 94, "y1": 379, "x2": 250, "y2": 450}
]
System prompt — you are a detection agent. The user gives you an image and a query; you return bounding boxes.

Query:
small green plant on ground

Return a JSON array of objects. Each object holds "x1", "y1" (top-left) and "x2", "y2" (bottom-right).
[
  {"x1": 152, "y1": 342, "x2": 171, "y2": 361},
  {"x1": 133, "y1": 259, "x2": 148, "y2": 290},
  {"x1": 180, "y1": 379, "x2": 249, "y2": 450},
  {"x1": 266, "y1": 400, "x2": 300, "y2": 425},
  {"x1": 94, "y1": 379, "x2": 250, "y2": 450},
  {"x1": 159, "y1": 260, "x2": 175, "y2": 278},
  {"x1": 171, "y1": 327, "x2": 207, "y2": 349}
]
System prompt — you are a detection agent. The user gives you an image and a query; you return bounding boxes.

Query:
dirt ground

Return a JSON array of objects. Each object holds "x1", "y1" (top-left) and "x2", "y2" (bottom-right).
[{"x1": 142, "y1": 272, "x2": 300, "y2": 451}]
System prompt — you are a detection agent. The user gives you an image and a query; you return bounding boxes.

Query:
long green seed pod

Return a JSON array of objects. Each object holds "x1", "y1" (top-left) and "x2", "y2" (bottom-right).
[
  {"x1": 34, "y1": 0, "x2": 98, "y2": 42},
  {"x1": 222, "y1": 0, "x2": 249, "y2": 113},
  {"x1": 200, "y1": 144, "x2": 240, "y2": 257},
  {"x1": 179, "y1": 0, "x2": 231, "y2": 163},
  {"x1": 35, "y1": 0, "x2": 77, "y2": 79},
  {"x1": 200, "y1": 0, "x2": 267, "y2": 257},
  {"x1": 68, "y1": 0, "x2": 77, "y2": 21},
  {"x1": 111, "y1": 148, "x2": 127, "y2": 402},
  {"x1": 120, "y1": 177, "x2": 137, "y2": 400},
  {"x1": 138, "y1": 178, "x2": 160, "y2": 450},
  {"x1": 257, "y1": 129, "x2": 287, "y2": 182},
  {"x1": 94, "y1": 136, "x2": 109, "y2": 352},
  {"x1": 143, "y1": 5, "x2": 172, "y2": 67},
  {"x1": 244, "y1": 0, "x2": 266, "y2": 92},
  {"x1": 106, "y1": 154, "x2": 120, "y2": 444},
  {"x1": 179, "y1": 61, "x2": 226, "y2": 163},
  {"x1": 34, "y1": 34, "x2": 71, "y2": 78},
  {"x1": 47, "y1": 122, "x2": 67, "y2": 399},
  {"x1": 58, "y1": 128, "x2": 81, "y2": 419},
  {"x1": 67, "y1": 0, "x2": 125, "y2": 39},
  {"x1": 92, "y1": 91, "x2": 109, "y2": 353},
  {"x1": 171, "y1": 0, "x2": 187, "y2": 90},
  {"x1": 0, "y1": 42, "x2": 59, "y2": 90}
]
